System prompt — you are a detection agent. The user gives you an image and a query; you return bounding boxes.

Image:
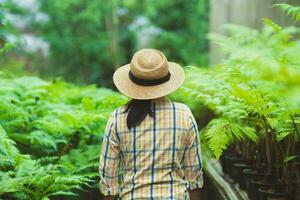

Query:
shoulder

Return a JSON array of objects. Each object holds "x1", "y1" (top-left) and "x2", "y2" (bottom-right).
[
  {"x1": 108, "y1": 104, "x2": 127, "y2": 119},
  {"x1": 171, "y1": 101, "x2": 193, "y2": 115},
  {"x1": 105, "y1": 105, "x2": 127, "y2": 132},
  {"x1": 172, "y1": 101, "x2": 197, "y2": 126}
]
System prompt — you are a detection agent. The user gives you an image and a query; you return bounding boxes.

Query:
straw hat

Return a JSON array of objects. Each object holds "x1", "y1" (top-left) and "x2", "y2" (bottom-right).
[{"x1": 113, "y1": 49, "x2": 185, "y2": 100}]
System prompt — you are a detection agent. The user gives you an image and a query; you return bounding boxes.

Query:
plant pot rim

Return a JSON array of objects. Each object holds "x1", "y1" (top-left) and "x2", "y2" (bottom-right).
[
  {"x1": 243, "y1": 168, "x2": 263, "y2": 175},
  {"x1": 234, "y1": 163, "x2": 255, "y2": 168},
  {"x1": 251, "y1": 179, "x2": 274, "y2": 186},
  {"x1": 223, "y1": 155, "x2": 245, "y2": 161}
]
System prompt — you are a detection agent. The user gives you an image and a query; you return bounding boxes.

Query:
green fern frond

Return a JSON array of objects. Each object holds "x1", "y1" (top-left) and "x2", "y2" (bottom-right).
[
  {"x1": 275, "y1": 3, "x2": 300, "y2": 21},
  {"x1": 0, "y1": 100, "x2": 29, "y2": 122},
  {"x1": 37, "y1": 156, "x2": 59, "y2": 165},
  {"x1": 54, "y1": 176, "x2": 91, "y2": 186},
  {"x1": 263, "y1": 18, "x2": 282, "y2": 33},
  {"x1": 49, "y1": 191, "x2": 77, "y2": 196},
  {"x1": 30, "y1": 119, "x2": 71, "y2": 136},
  {"x1": 203, "y1": 119, "x2": 258, "y2": 159},
  {"x1": 0, "y1": 73, "x2": 126, "y2": 199},
  {"x1": 0, "y1": 124, "x2": 19, "y2": 157}
]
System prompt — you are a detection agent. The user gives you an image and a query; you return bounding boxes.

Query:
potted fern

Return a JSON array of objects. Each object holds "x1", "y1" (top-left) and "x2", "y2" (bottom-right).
[{"x1": 176, "y1": 3, "x2": 300, "y2": 200}]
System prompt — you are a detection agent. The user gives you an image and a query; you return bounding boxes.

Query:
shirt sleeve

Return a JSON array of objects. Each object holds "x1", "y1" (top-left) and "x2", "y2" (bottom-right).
[
  {"x1": 99, "y1": 113, "x2": 120, "y2": 196},
  {"x1": 182, "y1": 111, "x2": 203, "y2": 190}
]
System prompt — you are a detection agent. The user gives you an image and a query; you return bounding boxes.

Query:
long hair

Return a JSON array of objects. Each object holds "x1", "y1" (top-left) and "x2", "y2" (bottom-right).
[{"x1": 124, "y1": 99, "x2": 153, "y2": 129}]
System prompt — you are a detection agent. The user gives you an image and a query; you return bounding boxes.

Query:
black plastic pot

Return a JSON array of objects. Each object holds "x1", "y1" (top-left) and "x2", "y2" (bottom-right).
[
  {"x1": 243, "y1": 168, "x2": 264, "y2": 199},
  {"x1": 233, "y1": 163, "x2": 254, "y2": 190},
  {"x1": 258, "y1": 188, "x2": 290, "y2": 200},
  {"x1": 250, "y1": 179, "x2": 274, "y2": 199},
  {"x1": 231, "y1": 162, "x2": 241, "y2": 183},
  {"x1": 267, "y1": 198, "x2": 287, "y2": 200},
  {"x1": 259, "y1": 188, "x2": 273, "y2": 200},
  {"x1": 221, "y1": 154, "x2": 244, "y2": 178},
  {"x1": 220, "y1": 154, "x2": 228, "y2": 174}
]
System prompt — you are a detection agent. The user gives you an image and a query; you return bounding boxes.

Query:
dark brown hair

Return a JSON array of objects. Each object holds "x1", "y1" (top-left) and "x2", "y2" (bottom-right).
[{"x1": 124, "y1": 99, "x2": 153, "y2": 129}]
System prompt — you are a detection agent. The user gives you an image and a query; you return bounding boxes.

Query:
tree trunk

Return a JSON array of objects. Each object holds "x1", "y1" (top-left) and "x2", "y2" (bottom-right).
[{"x1": 105, "y1": 0, "x2": 120, "y2": 69}]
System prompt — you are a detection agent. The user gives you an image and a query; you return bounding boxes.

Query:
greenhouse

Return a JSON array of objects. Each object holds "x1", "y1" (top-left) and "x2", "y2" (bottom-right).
[{"x1": 0, "y1": 0, "x2": 299, "y2": 200}]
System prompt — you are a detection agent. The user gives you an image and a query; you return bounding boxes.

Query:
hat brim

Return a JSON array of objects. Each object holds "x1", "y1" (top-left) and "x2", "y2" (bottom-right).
[{"x1": 113, "y1": 62, "x2": 185, "y2": 100}]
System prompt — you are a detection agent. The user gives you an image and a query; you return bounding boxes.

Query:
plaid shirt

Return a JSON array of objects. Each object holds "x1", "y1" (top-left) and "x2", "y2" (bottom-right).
[{"x1": 99, "y1": 98, "x2": 203, "y2": 199}]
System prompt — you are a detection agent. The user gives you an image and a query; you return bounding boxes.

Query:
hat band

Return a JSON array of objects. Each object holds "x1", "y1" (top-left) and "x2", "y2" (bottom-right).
[{"x1": 129, "y1": 71, "x2": 171, "y2": 86}]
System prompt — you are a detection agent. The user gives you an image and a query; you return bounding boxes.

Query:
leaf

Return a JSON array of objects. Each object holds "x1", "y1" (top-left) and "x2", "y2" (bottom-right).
[
  {"x1": 274, "y1": 3, "x2": 300, "y2": 22},
  {"x1": 49, "y1": 191, "x2": 77, "y2": 196},
  {"x1": 82, "y1": 97, "x2": 96, "y2": 110},
  {"x1": 263, "y1": 18, "x2": 282, "y2": 33},
  {"x1": 203, "y1": 119, "x2": 258, "y2": 159},
  {"x1": 284, "y1": 155, "x2": 298, "y2": 163}
]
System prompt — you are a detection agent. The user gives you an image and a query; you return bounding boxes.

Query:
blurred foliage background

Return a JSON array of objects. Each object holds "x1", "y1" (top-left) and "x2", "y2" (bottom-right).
[{"x1": 0, "y1": 0, "x2": 209, "y2": 87}]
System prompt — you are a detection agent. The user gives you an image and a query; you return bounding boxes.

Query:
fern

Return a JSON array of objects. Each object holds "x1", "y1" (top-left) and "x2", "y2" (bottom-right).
[
  {"x1": 0, "y1": 124, "x2": 19, "y2": 157},
  {"x1": 203, "y1": 119, "x2": 258, "y2": 159},
  {"x1": 275, "y1": 3, "x2": 300, "y2": 22},
  {"x1": 173, "y1": 12, "x2": 300, "y2": 160},
  {"x1": 0, "y1": 75, "x2": 126, "y2": 199},
  {"x1": 263, "y1": 18, "x2": 282, "y2": 33}
]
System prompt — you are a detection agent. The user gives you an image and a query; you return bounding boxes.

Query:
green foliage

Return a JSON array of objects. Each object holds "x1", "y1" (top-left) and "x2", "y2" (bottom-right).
[
  {"x1": 0, "y1": 1, "x2": 16, "y2": 57},
  {"x1": 35, "y1": 0, "x2": 136, "y2": 85},
  {"x1": 203, "y1": 119, "x2": 258, "y2": 159},
  {"x1": 0, "y1": 75, "x2": 127, "y2": 199},
  {"x1": 174, "y1": 17, "x2": 300, "y2": 159},
  {"x1": 275, "y1": 3, "x2": 300, "y2": 22},
  {"x1": 3, "y1": 0, "x2": 209, "y2": 85},
  {"x1": 0, "y1": 43, "x2": 13, "y2": 56},
  {"x1": 145, "y1": 0, "x2": 209, "y2": 66}
]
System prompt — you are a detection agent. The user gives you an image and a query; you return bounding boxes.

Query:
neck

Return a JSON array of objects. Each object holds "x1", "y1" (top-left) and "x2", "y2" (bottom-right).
[{"x1": 155, "y1": 96, "x2": 168, "y2": 101}]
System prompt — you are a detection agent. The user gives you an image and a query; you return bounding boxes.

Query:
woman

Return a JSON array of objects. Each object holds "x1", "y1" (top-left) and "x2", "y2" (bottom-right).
[{"x1": 99, "y1": 49, "x2": 203, "y2": 200}]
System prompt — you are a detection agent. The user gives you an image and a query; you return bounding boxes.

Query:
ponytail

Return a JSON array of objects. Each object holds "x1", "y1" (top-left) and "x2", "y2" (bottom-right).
[{"x1": 124, "y1": 99, "x2": 153, "y2": 129}]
